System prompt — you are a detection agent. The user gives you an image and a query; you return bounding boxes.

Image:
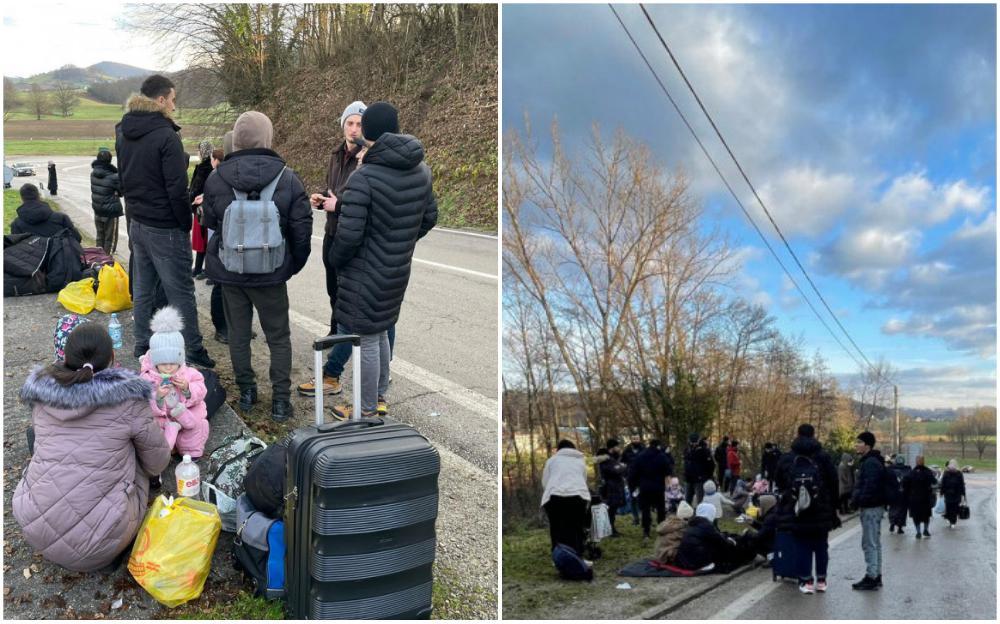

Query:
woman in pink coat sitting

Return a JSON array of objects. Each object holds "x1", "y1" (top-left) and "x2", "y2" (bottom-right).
[{"x1": 139, "y1": 306, "x2": 210, "y2": 458}]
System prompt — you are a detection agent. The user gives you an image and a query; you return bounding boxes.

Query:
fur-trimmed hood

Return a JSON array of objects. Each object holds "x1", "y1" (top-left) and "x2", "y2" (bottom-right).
[
  {"x1": 20, "y1": 366, "x2": 152, "y2": 420},
  {"x1": 120, "y1": 94, "x2": 179, "y2": 140}
]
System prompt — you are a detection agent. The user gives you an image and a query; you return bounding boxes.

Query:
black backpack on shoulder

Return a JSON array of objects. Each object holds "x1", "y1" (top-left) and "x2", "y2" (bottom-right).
[{"x1": 790, "y1": 454, "x2": 823, "y2": 514}]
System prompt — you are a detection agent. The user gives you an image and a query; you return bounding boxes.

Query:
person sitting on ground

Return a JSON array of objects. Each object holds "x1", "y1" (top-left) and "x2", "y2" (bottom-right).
[
  {"x1": 540, "y1": 440, "x2": 592, "y2": 556},
  {"x1": 13, "y1": 322, "x2": 170, "y2": 572},
  {"x1": 654, "y1": 500, "x2": 694, "y2": 564},
  {"x1": 138, "y1": 307, "x2": 210, "y2": 459},
  {"x1": 10, "y1": 183, "x2": 82, "y2": 241},
  {"x1": 730, "y1": 476, "x2": 751, "y2": 513},
  {"x1": 674, "y1": 502, "x2": 752, "y2": 573},
  {"x1": 751, "y1": 474, "x2": 770, "y2": 502},
  {"x1": 665, "y1": 476, "x2": 685, "y2": 513},
  {"x1": 701, "y1": 479, "x2": 725, "y2": 523},
  {"x1": 746, "y1": 494, "x2": 780, "y2": 557}
]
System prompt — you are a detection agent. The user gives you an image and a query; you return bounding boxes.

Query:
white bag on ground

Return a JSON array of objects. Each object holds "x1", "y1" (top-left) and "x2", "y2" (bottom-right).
[
  {"x1": 591, "y1": 503, "x2": 613, "y2": 541},
  {"x1": 933, "y1": 496, "x2": 945, "y2": 515}
]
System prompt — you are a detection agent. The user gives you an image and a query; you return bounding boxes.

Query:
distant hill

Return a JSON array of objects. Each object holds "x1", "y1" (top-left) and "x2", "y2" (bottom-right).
[{"x1": 7, "y1": 62, "x2": 157, "y2": 89}]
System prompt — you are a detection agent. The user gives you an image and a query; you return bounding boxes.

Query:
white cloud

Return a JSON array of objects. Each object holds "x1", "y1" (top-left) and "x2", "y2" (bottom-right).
[
  {"x1": 755, "y1": 166, "x2": 858, "y2": 237},
  {"x1": 869, "y1": 171, "x2": 990, "y2": 226}
]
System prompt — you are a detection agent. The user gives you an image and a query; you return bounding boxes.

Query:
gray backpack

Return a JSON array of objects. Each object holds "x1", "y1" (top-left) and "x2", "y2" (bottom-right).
[{"x1": 220, "y1": 167, "x2": 286, "y2": 274}]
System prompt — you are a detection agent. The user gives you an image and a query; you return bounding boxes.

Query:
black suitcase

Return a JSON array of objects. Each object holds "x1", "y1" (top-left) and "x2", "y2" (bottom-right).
[{"x1": 285, "y1": 334, "x2": 440, "y2": 619}]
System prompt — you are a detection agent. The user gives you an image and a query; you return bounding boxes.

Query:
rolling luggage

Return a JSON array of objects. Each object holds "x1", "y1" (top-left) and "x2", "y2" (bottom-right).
[
  {"x1": 285, "y1": 334, "x2": 440, "y2": 619},
  {"x1": 771, "y1": 530, "x2": 803, "y2": 581}
]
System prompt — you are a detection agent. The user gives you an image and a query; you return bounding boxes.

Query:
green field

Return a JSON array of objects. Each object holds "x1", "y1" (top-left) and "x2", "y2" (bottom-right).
[
  {"x1": 6, "y1": 94, "x2": 227, "y2": 124},
  {"x1": 4, "y1": 139, "x2": 210, "y2": 156}
]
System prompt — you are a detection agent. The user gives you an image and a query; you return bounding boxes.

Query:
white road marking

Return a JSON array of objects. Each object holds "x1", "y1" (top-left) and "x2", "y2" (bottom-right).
[
  {"x1": 310, "y1": 234, "x2": 497, "y2": 280},
  {"x1": 432, "y1": 226, "x2": 498, "y2": 240},
  {"x1": 709, "y1": 520, "x2": 864, "y2": 620},
  {"x1": 286, "y1": 308, "x2": 499, "y2": 422}
]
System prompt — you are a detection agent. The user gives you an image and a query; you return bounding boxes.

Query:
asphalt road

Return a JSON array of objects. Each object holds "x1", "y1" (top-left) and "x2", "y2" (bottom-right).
[
  {"x1": 11, "y1": 154, "x2": 500, "y2": 614},
  {"x1": 666, "y1": 472, "x2": 997, "y2": 620}
]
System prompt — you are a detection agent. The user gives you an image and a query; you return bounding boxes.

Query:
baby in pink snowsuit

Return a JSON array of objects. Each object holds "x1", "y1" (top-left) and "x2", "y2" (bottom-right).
[{"x1": 139, "y1": 307, "x2": 210, "y2": 458}]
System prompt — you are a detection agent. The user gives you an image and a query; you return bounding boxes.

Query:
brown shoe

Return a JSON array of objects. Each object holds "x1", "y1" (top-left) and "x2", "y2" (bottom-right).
[{"x1": 297, "y1": 375, "x2": 342, "y2": 397}]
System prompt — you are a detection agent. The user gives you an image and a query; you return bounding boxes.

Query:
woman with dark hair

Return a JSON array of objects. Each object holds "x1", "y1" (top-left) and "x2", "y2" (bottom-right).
[
  {"x1": 596, "y1": 439, "x2": 627, "y2": 537},
  {"x1": 13, "y1": 323, "x2": 170, "y2": 572},
  {"x1": 189, "y1": 140, "x2": 214, "y2": 279},
  {"x1": 541, "y1": 439, "x2": 591, "y2": 555}
]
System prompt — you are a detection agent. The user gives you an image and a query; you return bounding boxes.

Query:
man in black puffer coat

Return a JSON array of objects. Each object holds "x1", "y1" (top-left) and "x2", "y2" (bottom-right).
[
  {"x1": 201, "y1": 111, "x2": 312, "y2": 422},
  {"x1": 774, "y1": 423, "x2": 839, "y2": 593},
  {"x1": 116, "y1": 74, "x2": 213, "y2": 369},
  {"x1": 329, "y1": 102, "x2": 437, "y2": 419},
  {"x1": 89, "y1": 148, "x2": 123, "y2": 254},
  {"x1": 627, "y1": 439, "x2": 673, "y2": 538},
  {"x1": 851, "y1": 431, "x2": 887, "y2": 590},
  {"x1": 11, "y1": 183, "x2": 82, "y2": 241}
]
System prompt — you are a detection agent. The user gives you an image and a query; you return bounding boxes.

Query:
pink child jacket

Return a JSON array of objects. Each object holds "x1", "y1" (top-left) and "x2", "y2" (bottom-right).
[{"x1": 139, "y1": 354, "x2": 210, "y2": 458}]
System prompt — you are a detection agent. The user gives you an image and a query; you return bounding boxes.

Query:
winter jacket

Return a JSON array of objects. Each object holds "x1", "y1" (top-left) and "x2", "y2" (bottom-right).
[
  {"x1": 628, "y1": 446, "x2": 673, "y2": 494},
  {"x1": 139, "y1": 354, "x2": 210, "y2": 458},
  {"x1": 13, "y1": 366, "x2": 170, "y2": 572},
  {"x1": 47, "y1": 164, "x2": 58, "y2": 195},
  {"x1": 727, "y1": 446, "x2": 742, "y2": 477},
  {"x1": 674, "y1": 517, "x2": 733, "y2": 571},
  {"x1": 541, "y1": 448, "x2": 591, "y2": 507},
  {"x1": 90, "y1": 160, "x2": 124, "y2": 218},
  {"x1": 321, "y1": 141, "x2": 362, "y2": 237},
  {"x1": 701, "y1": 480, "x2": 724, "y2": 520},
  {"x1": 887, "y1": 464, "x2": 911, "y2": 525},
  {"x1": 200, "y1": 148, "x2": 313, "y2": 287},
  {"x1": 187, "y1": 158, "x2": 213, "y2": 253},
  {"x1": 774, "y1": 436, "x2": 839, "y2": 535},
  {"x1": 621, "y1": 442, "x2": 645, "y2": 467},
  {"x1": 329, "y1": 133, "x2": 438, "y2": 335},
  {"x1": 3, "y1": 231, "x2": 83, "y2": 296},
  {"x1": 905, "y1": 465, "x2": 937, "y2": 523},
  {"x1": 713, "y1": 442, "x2": 728, "y2": 475},
  {"x1": 749, "y1": 507, "x2": 781, "y2": 556},
  {"x1": 11, "y1": 200, "x2": 82, "y2": 241},
  {"x1": 115, "y1": 94, "x2": 190, "y2": 231},
  {"x1": 838, "y1": 456, "x2": 855, "y2": 497},
  {"x1": 939, "y1": 470, "x2": 965, "y2": 504},
  {"x1": 761, "y1": 447, "x2": 781, "y2": 481},
  {"x1": 683, "y1": 444, "x2": 715, "y2": 483},
  {"x1": 852, "y1": 450, "x2": 887, "y2": 509},
  {"x1": 597, "y1": 453, "x2": 627, "y2": 508},
  {"x1": 654, "y1": 515, "x2": 688, "y2": 564}
]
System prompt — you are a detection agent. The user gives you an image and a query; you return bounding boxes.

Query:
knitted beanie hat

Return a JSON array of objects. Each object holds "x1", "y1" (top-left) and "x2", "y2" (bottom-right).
[
  {"x1": 676, "y1": 500, "x2": 695, "y2": 519},
  {"x1": 361, "y1": 101, "x2": 399, "y2": 141},
  {"x1": 232, "y1": 111, "x2": 273, "y2": 150},
  {"x1": 149, "y1": 306, "x2": 185, "y2": 366},
  {"x1": 703, "y1": 479, "x2": 717, "y2": 495},
  {"x1": 340, "y1": 100, "x2": 367, "y2": 129},
  {"x1": 696, "y1": 502, "x2": 717, "y2": 520}
]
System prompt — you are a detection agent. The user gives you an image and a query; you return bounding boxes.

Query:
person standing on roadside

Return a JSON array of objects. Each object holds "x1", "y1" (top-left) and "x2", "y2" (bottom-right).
[
  {"x1": 905, "y1": 455, "x2": 937, "y2": 538},
  {"x1": 115, "y1": 74, "x2": 214, "y2": 369},
  {"x1": 596, "y1": 439, "x2": 626, "y2": 537},
  {"x1": 47, "y1": 161, "x2": 58, "y2": 196},
  {"x1": 89, "y1": 147, "x2": 123, "y2": 254},
  {"x1": 540, "y1": 440, "x2": 591, "y2": 555},
  {"x1": 328, "y1": 102, "x2": 437, "y2": 420},
  {"x1": 621, "y1": 434, "x2": 645, "y2": 526},
  {"x1": 939, "y1": 459, "x2": 967, "y2": 529},
  {"x1": 851, "y1": 431, "x2": 888, "y2": 591},
  {"x1": 628, "y1": 439, "x2": 673, "y2": 539},
  {"x1": 297, "y1": 101, "x2": 366, "y2": 398},
  {"x1": 714, "y1": 435, "x2": 729, "y2": 488},
  {"x1": 837, "y1": 453, "x2": 856, "y2": 514},
  {"x1": 188, "y1": 140, "x2": 214, "y2": 280},
  {"x1": 200, "y1": 112, "x2": 313, "y2": 422}
]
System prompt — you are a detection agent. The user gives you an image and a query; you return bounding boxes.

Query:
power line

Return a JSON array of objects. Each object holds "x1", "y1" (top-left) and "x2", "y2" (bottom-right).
[
  {"x1": 637, "y1": 3, "x2": 876, "y2": 373},
  {"x1": 608, "y1": 4, "x2": 868, "y2": 373}
]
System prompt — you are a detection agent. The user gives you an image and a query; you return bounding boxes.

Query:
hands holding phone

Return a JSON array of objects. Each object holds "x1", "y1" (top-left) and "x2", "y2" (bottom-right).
[{"x1": 310, "y1": 190, "x2": 337, "y2": 212}]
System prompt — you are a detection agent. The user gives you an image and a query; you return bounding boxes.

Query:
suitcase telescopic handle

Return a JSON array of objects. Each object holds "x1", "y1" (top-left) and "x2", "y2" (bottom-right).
[
  {"x1": 317, "y1": 417, "x2": 385, "y2": 433},
  {"x1": 314, "y1": 334, "x2": 363, "y2": 425}
]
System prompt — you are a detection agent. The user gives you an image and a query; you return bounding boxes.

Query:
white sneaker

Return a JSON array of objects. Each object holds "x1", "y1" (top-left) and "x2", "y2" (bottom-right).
[{"x1": 799, "y1": 581, "x2": 815, "y2": 594}]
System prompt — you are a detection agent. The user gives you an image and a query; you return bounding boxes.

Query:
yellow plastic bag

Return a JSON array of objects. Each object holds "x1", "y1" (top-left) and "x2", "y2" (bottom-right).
[
  {"x1": 745, "y1": 503, "x2": 760, "y2": 520},
  {"x1": 57, "y1": 277, "x2": 96, "y2": 314},
  {"x1": 128, "y1": 495, "x2": 221, "y2": 608},
  {"x1": 94, "y1": 262, "x2": 132, "y2": 313}
]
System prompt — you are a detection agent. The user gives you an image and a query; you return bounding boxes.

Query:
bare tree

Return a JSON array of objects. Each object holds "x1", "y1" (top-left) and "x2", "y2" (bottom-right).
[
  {"x1": 27, "y1": 84, "x2": 51, "y2": 120},
  {"x1": 3, "y1": 77, "x2": 18, "y2": 120},
  {"x1": 852, "y1": 357, "x2": 896, "y2": 429},
  {"x1": 947, "y1": 417, "x2": 971, "y2": 459},
  {"x1": 969, "y1": 407, "x2": 997, "y2": 460},
  {"x1": 52, "y1": 82, "x2": 80, "y2": 117}
]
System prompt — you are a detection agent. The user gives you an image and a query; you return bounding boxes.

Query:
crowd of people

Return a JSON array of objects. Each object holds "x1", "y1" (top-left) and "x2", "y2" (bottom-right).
[
  {"x1": 540, "y1": 422, "x2": 971, "y2": 595},
  {"x1": 12, "y1": 74, "x2": 438, "y2": 574}
]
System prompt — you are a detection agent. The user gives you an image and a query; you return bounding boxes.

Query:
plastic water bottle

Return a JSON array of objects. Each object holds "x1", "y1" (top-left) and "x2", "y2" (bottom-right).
[
  {"x1": 108, "y1": 313, "x2": 123, "y2": 349},
  {"x1": 175, "y1": 455, "x2": 200, "y2": 499}
]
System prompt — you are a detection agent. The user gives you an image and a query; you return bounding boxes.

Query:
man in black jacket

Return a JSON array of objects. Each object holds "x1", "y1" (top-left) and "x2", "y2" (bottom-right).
[
  {"x1": 760, "y1": 442, "x2": 781, "y2": 490},
  {"x1": 116, "y1": 74, "x2": 214, "y2": 368},
  {"x1": 627, "y1": 439, "x2": 673, "y2": 539},
  {"x1": 11, "y1": 183, "x2": 82, "y2": 241},
  {"x1": 297, "y1": 100, "x2": 367, "y2": 399},
  {"x1": 89, "y1": 148, "x2": 123, "y2": 254},
  {"x1": 329, "y1": 102, "x2": 437, "y2": 420},
  {"x1": 851, "y1": 431, "x2": 886, "y2": 591},
  {"x1": 683, "y1": 433, "x2": 715, "y2": 505},
  {"x1": 714, "y1": 436, "x2": 729, "y2": 487},
  {"x1": 201, "y1": 111, "x2": 313, "y2": 422},
  {"x1": 774, "y1": 423, "x2": 839, "y2": 593},
  {"x1": 621, "y1": 434, "x2": 645, "y2": 526}
]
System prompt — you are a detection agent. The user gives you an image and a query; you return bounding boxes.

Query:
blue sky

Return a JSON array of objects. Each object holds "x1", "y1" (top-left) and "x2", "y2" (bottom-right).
[{"x1": 503, "y1": 3, "x2": 996, "y2": 409}]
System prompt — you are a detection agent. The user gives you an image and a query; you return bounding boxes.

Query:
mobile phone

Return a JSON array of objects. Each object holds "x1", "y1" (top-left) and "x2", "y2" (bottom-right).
[{"x1": 352, "y1": 137, "x2": 368, "y2": 149}]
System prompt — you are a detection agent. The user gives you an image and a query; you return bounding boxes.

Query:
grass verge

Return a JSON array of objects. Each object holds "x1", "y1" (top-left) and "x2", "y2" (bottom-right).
[
  {"x1": 4, "y1": 139, "x2": 208, "y2": 156},
  {"x1": 925, "y1": 455, "x2": 996, "y2": 472}
]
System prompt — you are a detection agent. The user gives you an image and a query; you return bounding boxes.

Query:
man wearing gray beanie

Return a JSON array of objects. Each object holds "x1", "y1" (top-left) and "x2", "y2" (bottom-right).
[
  {"x1": 200, "y1": 111, "x2": 313, "y2": 422},
  {"x1": 296, "y1": 100, "x2": 367, "y2": 399},
  {"x1": 328, "y1": 102, "x2": 438, "y2": 420}
]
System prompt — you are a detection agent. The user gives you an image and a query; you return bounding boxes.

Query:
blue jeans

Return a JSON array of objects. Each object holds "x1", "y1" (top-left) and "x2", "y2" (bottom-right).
[
  {"x1": 860, "y1": 507, "x2": 883, "y2": 578},
  {"x1": 323, "y1": 324, "x2": 395, "y2": 378},
  {"x1": 130, "y1": 221, "x2": 205, "y2": 356}
]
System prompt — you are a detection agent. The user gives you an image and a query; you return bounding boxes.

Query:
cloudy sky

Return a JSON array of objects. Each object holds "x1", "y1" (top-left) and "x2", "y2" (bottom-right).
[
  {"x1": 2, "y1": 3, "x2": 186, "y2": 77},
  {"x1": 504, "y1": 3, "x2": 996, "y2": 409}
]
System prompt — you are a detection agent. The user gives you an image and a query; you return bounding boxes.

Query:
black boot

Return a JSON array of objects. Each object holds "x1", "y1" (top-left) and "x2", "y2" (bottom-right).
[
  {"x1": 876, "y1": 574, "x2": 883, "y2": 587},
  {"x1": 271, "y1": 399, "x2": 294, "y2": 422},
  {"x1": 238, "y1": 385, "x2": 258, "y2": 412},
  {"x1": 187, "y1": 348, "x2": 216, "y2": 369},
  {"x1": 852, "y1": 575, "x2": 879, "y2": 591}
]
